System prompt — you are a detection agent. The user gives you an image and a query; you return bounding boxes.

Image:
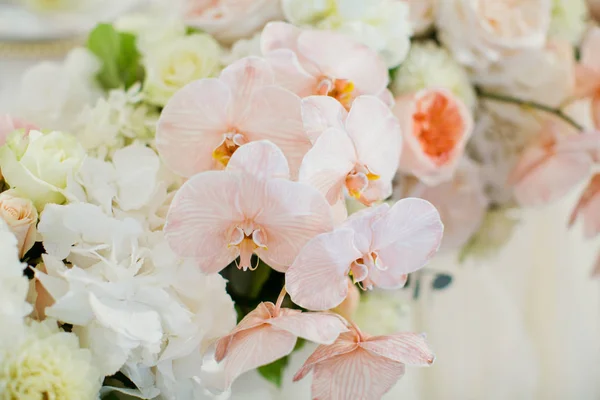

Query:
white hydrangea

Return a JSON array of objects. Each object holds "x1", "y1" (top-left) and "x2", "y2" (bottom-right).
[
  {"x1": 77, "y1": 85, "x2": 159, "y2": 159},
  {"x1": 0, "y1": 319, "x2": 102, "y2": 400},
  {"x1": 549, "y1": 0, "x2": 588, "y2": 44},
  {"x1": 282, "y1": 0, "x2": 412, "y2": 68},
  {"x1": 391, "y1": 41, "x2": 477, "y2": 110},
  {"x1": 15, "y1": 48, "x2": 103, "y2": 132}
]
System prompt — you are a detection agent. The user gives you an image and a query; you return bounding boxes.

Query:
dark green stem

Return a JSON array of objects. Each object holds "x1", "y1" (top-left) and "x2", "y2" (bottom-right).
[{"x1": 477, "y1": 89, "x2": 584, "y2": 132}]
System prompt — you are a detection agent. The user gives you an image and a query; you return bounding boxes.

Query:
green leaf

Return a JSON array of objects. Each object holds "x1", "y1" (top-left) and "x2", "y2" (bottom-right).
[
  {"x1": 258, "y1": 355, "x2": 289, "y2": 388},
  {"x1": 432, "y1": 274, "x2": 453, "y2": 291},
  {"x1": 86, "y1": 23, "x2": 143, "y2": 90},
  {"x1": 249, "y1": 261, "x2": 272, "y2": 298}
]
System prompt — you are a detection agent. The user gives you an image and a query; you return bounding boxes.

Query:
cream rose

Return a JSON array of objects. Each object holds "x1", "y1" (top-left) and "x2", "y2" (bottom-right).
[
  {"x1": 0, "y1": 130, "x2": 85, "y2": 212},
  {"x1": 437, "y1": 0, "x2": 552, "y2": 76},
  {"x1": 0, "y1": 190, "x2": 38, "y2": 258},
  {"x1": 143, "y1": 33, "x2": 222, "y2": 107}
]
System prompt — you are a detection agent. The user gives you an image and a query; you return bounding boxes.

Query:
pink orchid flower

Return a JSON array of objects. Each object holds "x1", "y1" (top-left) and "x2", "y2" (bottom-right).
[
  {"x1": 260, "y1": 22, "x2": 392, "y2": 109},
  {"x1": 299, "y1": 96, "x2": 401, "y2": 219},
  {"x1": 575, "y1": 27, "x2": 600, "y2": 128},
  {"x1": 214, "y1": 297, "x2": 348, "y2": 390},
  {"x1": 156, "y1": 56, "x2": 311, "y2": 178},
  {"x1": 165, "y1": 140, "x2": 333, "y2": 273},
  {"x1": 184, "y1": 0, "x2": 282, "y2": 44},
  {"x1": 569, "y1": 174, "x2": 600, "y2": 239},
  {"x1": 286, "y1": 198, "x2": 443, "y2": 311},
  {"x1": 0, "y1": 114, "x2": 37, "y2": 145},
  {"x1": 509, "y1": 123, "x2": 600, "y2": 206},
  {"x1": 293, "y1": 323, "x2": 435, "y2": 400},
  {"x1": 393, "y1": 87, "x2": 474, "y2": 185}
]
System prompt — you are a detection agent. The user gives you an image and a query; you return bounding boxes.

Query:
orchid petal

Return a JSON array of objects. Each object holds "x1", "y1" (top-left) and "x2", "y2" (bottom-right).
[
  {"x1": 226, "y1": 140, "x2": 290, "y2": 180},
  {"x1": 346, "y1": 96, "x2": 402, "y2": 182},
  {"x1": 156, "y1": 79, "x2": 230, "y2": 177},
  {"x1": 301, "y1": 96, "x2": 348, "y2": 142},
  {"x1": 261, "y1": 21, "x2": 302, "y2": 54},
  {"x1": 264, "y1": 49, "x2": 317, "y2": 97},
  {"x1": 255, "y1": 179, "x2": 333, "y2": 271},
  {"x1": 569, "y1": 175, "x2": 600, "y2": 239},
  {"x1": 298, "y1": 127, "x2": 356, "y2": 204},
  {"x1": 268, "y1": 312, "x2": 348, "y2": 344},
  {"x1": 341, "y1": 204, "x2": 389, "y2": 255},
  {"x1": 310, "y1": 348, "x2": 406, "y2": 400},
  {"x1": 293, "y1": 331, "x2": 359, "y2": 381},
  {"x1": 164, "y1": 171, "x2": 242, "y2": 273},
  {"x1": 361, "y1": 333, "x2": 435, "y2": 366},
  {"x1": 581, "y1": 27, "x2": 600, "y2": 69},
  {"x1": 371, "y1": 198, "x2": 443, "y2": 287},
  {"x1": 286, "y1": 228, "x2": 362, "y2": 310}
]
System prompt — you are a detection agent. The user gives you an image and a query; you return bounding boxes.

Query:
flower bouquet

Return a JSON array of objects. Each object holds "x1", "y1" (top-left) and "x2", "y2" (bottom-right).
[{"x1": 1, "y1": 0, "x2": 599, "y2": 399}]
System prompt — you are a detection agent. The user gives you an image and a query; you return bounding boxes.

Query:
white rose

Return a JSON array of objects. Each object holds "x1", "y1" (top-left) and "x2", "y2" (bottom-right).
[
  {"x1": 282, "y1": 0, "x2": 412, "y2": 68},
  {"x1": 549, "y1": 0, "x2": 588, "y2": 44},
  {"x1": 437, "y1": 0, "x2": 552, "y2": 76},
  {"x1": 115, "y1": 14, "x2": 187, "y2": 57},
  {"x1": 0, "y1": 190, "x2": 38, "y2": 258},
  {"x1": 0, "y1": 130, "x2": 85, "y2": 211},
  {"x1": 402, "y1": 0, "x2": 436, "y2": 36},
  {"x1": 143, "y1": 34, "x2": 222, "y2": 107}
]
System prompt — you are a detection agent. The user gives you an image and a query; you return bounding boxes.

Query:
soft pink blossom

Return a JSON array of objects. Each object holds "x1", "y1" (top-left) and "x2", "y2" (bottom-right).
[
  {"x1": 0, "y1": 190, "x2": 38, "y2": 258},
  {"x1": 393, "y1": 88, "x2": 473, "y2": 186},
  {"x1": 184, "y1": 0, "x2": 282, "y2": 44},
  {"x1": 165, "y1": 140, "x2": 333, "y2": 273},
  {"x1": 0, "y1": 114, "x2": 37, "y2": 145},
  {"x1": 293, "y1": 323, "x2": 435, "y2": 400},
  {"x1": 299, "y1": 96, "x2": 401, "y2": 219},
  {"x1": 214, "y1": 300, "x2": 347, "y2": 389},
  {"x1": 261, "y1": 22, "x2": 392, "y2": 109},
  {"x1": 569, "y1": 174, "x2": 600, "y2": 239},
  {"x1": 589, "y1": 0, "x2": 600, "y2": 23},
  {"x1": 575, "y1": 27, "x2": 600, "y2": 128},
  {"x1": 156, "y1": 56, "x2": 311, "y2": 178},
  {"x1": 286, "y1": 198, "x2": 442, "y2": 311},
  {"x1": 509, "y1": 123, "x2": 600, "y2": 206}
]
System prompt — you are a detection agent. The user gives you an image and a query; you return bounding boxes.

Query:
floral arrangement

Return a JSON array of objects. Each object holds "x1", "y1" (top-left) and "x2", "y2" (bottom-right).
[{"x1": 1, "y1": 0, "x2": 600, "y2": 399}]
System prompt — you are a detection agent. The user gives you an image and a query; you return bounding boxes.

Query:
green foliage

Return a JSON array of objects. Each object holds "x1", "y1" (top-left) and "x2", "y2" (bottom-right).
[
  {"x1": 257, "y1": 339, "x2": 306, "y2": 388},
  {"x1": 87, "y1": 24, "x2": 144, "y2": 90}
]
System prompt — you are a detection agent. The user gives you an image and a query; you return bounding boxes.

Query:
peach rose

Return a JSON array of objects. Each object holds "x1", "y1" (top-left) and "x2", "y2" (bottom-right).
[
  {"x1": 0, "y1": 190, "x2": 38, "y2": 258},
  {"x1": 393, "y1": 88, "x2": 474, "y2": 185}
]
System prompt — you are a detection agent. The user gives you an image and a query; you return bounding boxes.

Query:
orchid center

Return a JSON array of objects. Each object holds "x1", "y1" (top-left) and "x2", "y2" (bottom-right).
[
  {"x1": 345, "y1": 164, "x2": 380, "y2": 205},
  {"x1": 349, "y1": 251, "x2": 385, "y2": 290},
  {"x1": 212, "y1": 131, "x2": 247, "y2": 168},
  {"x1": 316, "y1": 76, "x2": 356, "y2": 109},
  {"x1": 228, "y1": 223, "x2": 267, "y2": 271},
  {"x1": 412, "y1": 91, "x2": 464, "y2": 166}
]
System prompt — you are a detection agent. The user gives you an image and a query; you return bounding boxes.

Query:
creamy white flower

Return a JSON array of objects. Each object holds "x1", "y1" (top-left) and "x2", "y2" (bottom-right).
[
  {"x1": 437, "y1": 0, "x2": 552, "y2": 77},
  {"x1": 115, "y1": 14, "x2": 187, "y2": 56},
  {"x1": 401, "y1": 0, "x2": 436, "y2": 36},
  {"x1": 391, "y1": 41, "x2": 477, "y2": 109},
  {"x1": 0, "y1": 190, "x2": 38, "y2": 258},
  {"x1": 549, "y1": 0, "x2": 588, "y2": 43},
  {"x1": 77, "y1": 85, "x2": 159, "y2": 159},
  {"x1": 0, "y1": 130, "x2": 85, "y2": 211},
  {"x1": 143, "y1": 33, "x2": 222, "y2": 107},
  {"x1": 0, "y1": 218, "x2": 31, "y2": 325},
  {"x1": 221, "y1": 33, "x2": 263, "y2": 66},
  {"x1": 282, "y1": 0, "x2": 412, "y2": 67},
  {"x1": 0, "y1": 318, "x2": 102, "y2": 400},
  {"x1": 16, "y1": 48, "x2": 102, "y2": 132}
]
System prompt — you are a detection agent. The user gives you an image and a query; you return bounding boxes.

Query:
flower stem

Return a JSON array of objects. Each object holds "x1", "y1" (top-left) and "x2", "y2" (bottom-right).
[
  {"x1": 348, "y1": 319, "x2": 365, "y2": 342},
  {"x1": 274, "y1": 287, "x2": 287, "y2": 313},
  {"x1": 477, "y1": 89, "x2": 584, "y2": 132}
]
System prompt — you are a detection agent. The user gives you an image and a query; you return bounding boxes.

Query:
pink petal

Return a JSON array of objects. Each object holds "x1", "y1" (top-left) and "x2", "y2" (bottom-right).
[
  {"x1": 361, "y1": 333, "x2": 435, "y2": 366},
  {"x1": 261, "y1": 21, "x2": 302, "y2": 54},
  {"x1": 226, "y1": 140, "x2": 290, "y2": 180},
  {"x1": 0, "y1": 114, "x2": 37, "y2": 145},
  {"x1": 310, "y1": 348, "x2": 406, "y2": 400},
  {"x1": 239, "y1": 85, "x2": 312, "y2": 176},
  {"x1": 574, "y1": 65, "x2": 600, "y2": 99},
  {"x1": 254, "y1": 179, "x2": 333, "y2": 271},
  {"x1": 268, "y1": 312, "x2": 348, "y2": 344},
  {"x1": 293, "y1": 331, "x2": 360, "y2": 381},
  {"x1": 297, "y1": 30, "x2": 389, "y2": 95},
  {"x1": 164, "y1": 171, "x2": 242, "y2": 273},
  {"x1": 301, "y1": 96, "x2": 349, "y2": 143},
  {"x1": 286, "y1": 229, "x2": 362, "y2": 311},
  {"x1": 220, "y1": 56, "x2": 275, "y2": 120},
  {"x1": 216, "y1": 325, "x2": 297, "y2": 389},
  {"x1": 370, "y1": 198, "x2": 443, "y2": 288},
  {"x1": 346, "y1": 95, "x2": 402, "y2": 182},
  {"x1": 264, "y1": 49, "x2": 318, "y2": 97},
  {"x1": 298, "y1": 127, "x2": 356, "y2": 204},
  {"x1": 156, "y1": 79, "x2": 230, "y2": 177},
  {"x1": 581, "y1": 27, "x2": 600, "y2": 69},
  {"x1": 340, "y1": 203, "x2": 389, "y2": 255},
  {"x1": 569, "y1": 174, "x2": 600, "y2": 239},
  {"x1": 592, "y1": 95, "x2": 600, "y2": 130},
  {"x1": 592, "y1": 251, "x2": 600, "y2": 278},
  {"x1": 215, "y1": 302, "x2": 273, "y2": 361}
]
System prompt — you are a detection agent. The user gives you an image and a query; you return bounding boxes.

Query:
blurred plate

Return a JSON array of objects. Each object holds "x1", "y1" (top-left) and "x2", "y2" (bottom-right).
[{"x1": 0, "y1": 0, "x2": 147, "y2": 42}]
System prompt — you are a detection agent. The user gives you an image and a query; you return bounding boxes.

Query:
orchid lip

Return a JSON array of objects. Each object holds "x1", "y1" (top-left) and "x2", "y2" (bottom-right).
[
  {"x1": 228, "y1": 225, "x2": 268, "y2": 271},
  {"x1": 213, "y1": 131, "x2": 248, "y2": 168},
  {"x1": 316, "y1": 76, "x2": 356, "y2": 109}
]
